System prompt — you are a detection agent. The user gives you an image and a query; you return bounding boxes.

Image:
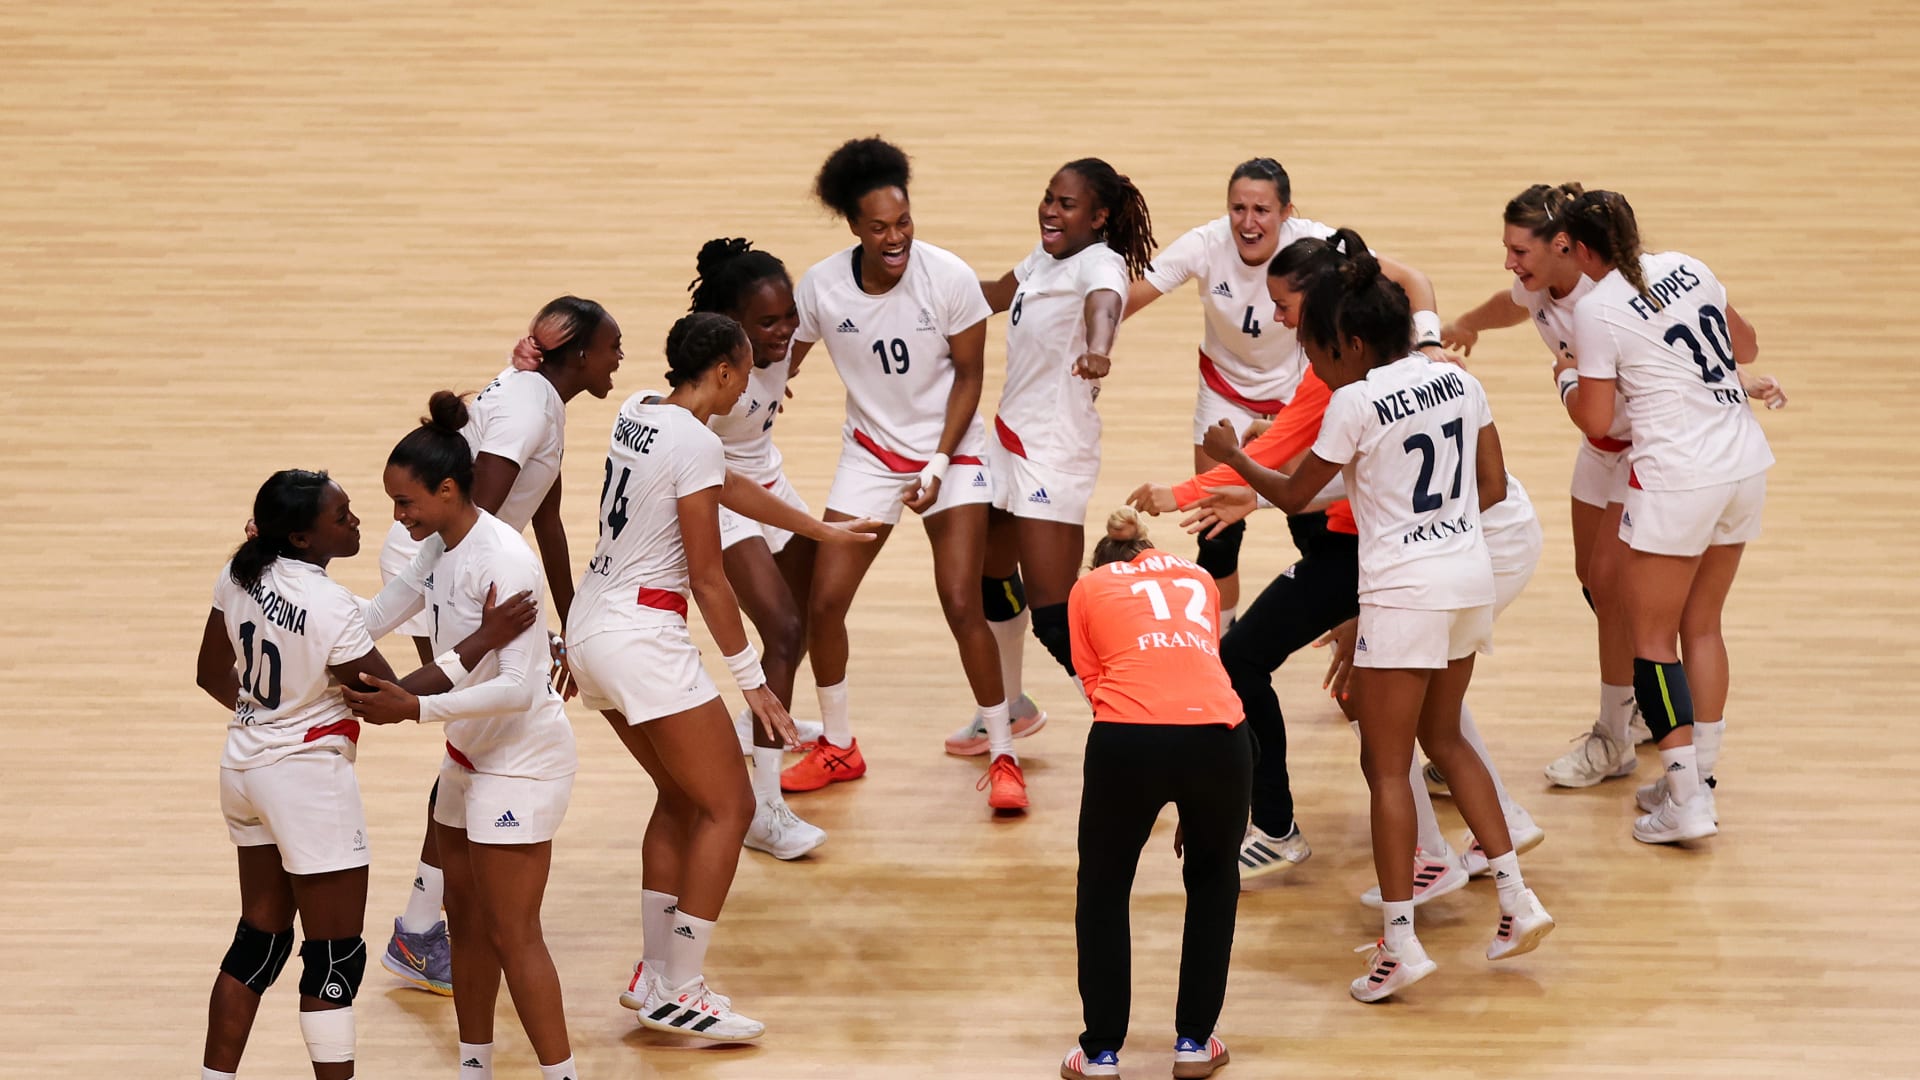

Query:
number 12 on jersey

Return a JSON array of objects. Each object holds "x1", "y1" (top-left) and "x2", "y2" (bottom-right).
[{"x1": 1130, "y1": 577, "x2": 1213, "y2": 631}]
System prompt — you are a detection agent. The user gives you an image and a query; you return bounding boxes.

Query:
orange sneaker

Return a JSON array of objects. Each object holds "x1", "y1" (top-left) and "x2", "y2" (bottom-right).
[
  {"x1": 979, "y1": 753, "x2": 1028, "y2": 811},
  {"x1": 780, "y1": 738, "x2": 867, "y2": 792}
]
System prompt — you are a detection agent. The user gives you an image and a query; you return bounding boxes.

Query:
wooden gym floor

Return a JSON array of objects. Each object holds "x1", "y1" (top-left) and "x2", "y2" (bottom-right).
[{"x1": 2, "y1": 2, "x2": 1916, "y2": 1076}]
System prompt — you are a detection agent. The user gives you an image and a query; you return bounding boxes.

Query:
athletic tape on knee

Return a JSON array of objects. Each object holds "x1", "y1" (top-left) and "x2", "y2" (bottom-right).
[
  {"x1": 298, "y1": 1005, "x2": 356, "y2": 1063},
  {"x1": 1580, "y1": 586, "x2": 1595, "y2": 614},
  {"x1": 1193, "y1": 519, "x2": 1247, "y2": 579},
  {"x1": 219, "y1": 920, "x2": 294, "y2": 995},
  {"x1": 981, "y1": 572, "x2": 1026, "y2": 622},
  {"x1": 1031, "y1": 602, "x2": 1075, "y2": 676},
  {"x1": 298, "y1": 937, "x2": 367, "y2": 1006},
  {"x1": 1632, "y1": 657, "x2": 1693, "y2": 742}
]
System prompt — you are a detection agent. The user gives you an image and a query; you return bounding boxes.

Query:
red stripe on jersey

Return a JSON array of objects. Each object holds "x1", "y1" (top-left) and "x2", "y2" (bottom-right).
[
  {"x1": 1628, "y1": 466, "x2": 1642, "y2": 490},
  {"x1": 636, "y1": 587, "x2": 689, "y2": 617},
  {"x1": 994, "y1": 415, "x2": 1028, "y2": 459},
  {"x1": 446, "y1": 742, "x2": 476, "y2": 772},
  {"x1": 304, "y1": 718, "x2": 360, "y2": 745},
  {"x1": 1587, "y1": 435, "x2": 1632, "y2": 453},
  {"x1": 1199, "y1": 350, "x2": 1285, "y2": 415},
  {"x1": 851, "y1": 428, "x2": 983, "y2": 473}
]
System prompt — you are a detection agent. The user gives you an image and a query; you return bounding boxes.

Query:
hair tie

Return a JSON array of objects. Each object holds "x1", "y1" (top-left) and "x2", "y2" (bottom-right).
[{"x1": 510, "y1": 334, "x2": 545, "y2": 372}]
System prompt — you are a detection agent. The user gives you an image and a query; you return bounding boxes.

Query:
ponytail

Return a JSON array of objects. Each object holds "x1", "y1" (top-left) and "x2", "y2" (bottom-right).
[
  {"x1": 1561, "y1": 190, "x2": 1652, "y2": 301},
  {"x1": 230, "y1": 469, "x2": 333, "y2": 589},
  {"x1": 1062, "y1": 158, "x2": 1156, "y2": 279},
  {"x1": 387, "y1": 391, "x2": 474, "y2": 497},
  {"x1": 1299, "y1": 250, "x2": 1413, "y2": 364},
  {"x1": 688, "y1": 238, "x2": 790, "y2": 315},
  {"x1": 519, "y1": 296, "x2": 610, "y2": 371}
]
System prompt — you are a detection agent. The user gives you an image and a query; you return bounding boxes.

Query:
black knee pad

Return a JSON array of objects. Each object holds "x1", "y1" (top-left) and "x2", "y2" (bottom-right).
[
  {"x1": 1194, "y1": 520, "x2": 1247, "y2": 579},
  {"x1": 1031, "y1": 602, "x2": 1075, "y2": 676},
  {"x1": 1580, "y1": 585, "x2": 1595, "y2": 613},
  {"x1": 298, "y1": 937, "x2": 368, "y2": 1006},
  {"x1": 1632, "y1": 657, "x2": 1693, "y2": 742},
  {"x1": 982, "y1": 571, "x2": 1027, "y2": 622},
  {"x1": 220, "y1": 920, "x2": 294, "y2": 995}
]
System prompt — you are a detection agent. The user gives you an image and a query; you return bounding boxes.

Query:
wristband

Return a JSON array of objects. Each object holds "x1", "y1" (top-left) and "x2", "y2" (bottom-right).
[
  {"x1": 917, "y1": 452, "x2": 951, "y2": 491},
  {"x1": 1557, "y1": 368, "x2": 1580, "y2": 403},
  {"x1": 1413, "y1": 309, "x2": 1443, "y2": 348},
  {"x1": 434, "y1": 649, "x2": 469, "y2": 684},
  {"x1": 723, "y1": 643, "x2": 767, "y2": 691}
]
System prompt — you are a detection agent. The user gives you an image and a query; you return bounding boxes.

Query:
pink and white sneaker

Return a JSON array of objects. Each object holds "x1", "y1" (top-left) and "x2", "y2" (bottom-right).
[
  {"x1": 945, "y1": 693, "x2": 1048, "y2": 755},
  {"x1": 1350, "y1": 938, "x2": 1437, "y2": 1003},
  {"x1": 617, "y1": 959, "x2": 651, "y2": 1010},
  {"x1": 1361, "y1": 847, "x2": 1468, "y2": 908}
]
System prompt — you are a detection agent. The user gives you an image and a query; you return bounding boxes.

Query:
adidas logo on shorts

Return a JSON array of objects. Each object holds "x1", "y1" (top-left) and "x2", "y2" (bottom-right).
[
  {"x1": 1212, "y1": 280, "x2": 1233, "y2": 297},
  {"x1": 495, "y1": 810, "x2": 521, "y2": 828},
  {"x1": 836, "y1": 318, "x2": 859, "y2": 333},
  {"x1": 1355, "y1": 637, "x2": 1368, "y2": 652},
  {"x1": 971, "y1": 471, "x2": 988, "y2": 487},
  {"x1": 674, "y1": 924, "x2": 696, "y2": 939},
  {"x1": 1028, "y1": 487, "x2": 1050, "y2": 505}
]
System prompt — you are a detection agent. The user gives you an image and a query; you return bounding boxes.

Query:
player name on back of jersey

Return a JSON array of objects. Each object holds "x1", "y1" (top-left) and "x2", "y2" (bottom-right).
[
  {"x1": 242, "y1": 577, "x2": 309, "y2": 636},
  {"x1": 1626, "y1": 262, "x2": 1704, "y2": 321},
  {"x1": 613, "y1": 414, "x2": 661, "y2": 454},
  {"x1": 1367, "y1": 366, "x2": 1469, "y2": 426}
]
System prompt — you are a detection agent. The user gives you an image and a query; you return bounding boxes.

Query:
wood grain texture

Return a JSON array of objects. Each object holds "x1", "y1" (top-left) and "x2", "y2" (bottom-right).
[{"x1": 2, "y1": 2, "x2": 1915, "y2": 1076}]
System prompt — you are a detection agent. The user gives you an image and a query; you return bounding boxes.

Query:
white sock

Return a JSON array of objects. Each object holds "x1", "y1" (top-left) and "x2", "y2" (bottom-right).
[
  {"x1": 1220, "y1": 605, "x2": 1237, "y2": 629},
  {"x1": 666, "y1": 910, "x2": 716, "y2": 990},
  {"x1": 981, "y1": 699, "x2": 1014, "y2": 760},
  {"x1": 1599, "y1": 682, "x2": 1635, "y2": 744},
  {"x1": 1693, "y1": 718, "x2": 1725, "y2": 781},
  {"x1": 1382, "y1": 899, "x2": 1416, "y2": 951},
  {"x1": 988, "y1": 610, "x2": 1028, "y2": 706},
  {"x1": 400, "y1": 861, "x2": 444, "y2": 933},
  {"x1": 817, "y1": 680, "x2": 852, "y2": 748},
  {"x1": 1488, "y1": 851, "x2": 1526, "y2": 909},
  {"x1": 1408, "y1": 756, "x2": 1447, "y2": 856},
  {"x1": 750, "y1": 746, "x2": 782, "y2": 805},
  {"x1": 202, "y1": 1070, "x2": 237, "y2": 1080},
  {"x1": 1659, "y1": 743, "x2": 1702, "y2": 804},
  {"x1": 640, "y1": 889, "x2": 678, "y2": 977},
  {"x1": 1458, "y1": 704, "x2": 1520, "y2": 819},
  {"x1": 457, "y1": 1042, "x2": 493, "y2": 1078},
  {"x1": 539, "y1": 1056, "x2": 577, "y2": 1080}
]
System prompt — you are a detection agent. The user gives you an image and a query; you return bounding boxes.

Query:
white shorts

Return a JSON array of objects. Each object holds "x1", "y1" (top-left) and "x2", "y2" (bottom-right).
[
  {"x1": 1486, "y1": 514, "x2": 1544, "y2": 618},
  {"x1": 220, "y1": 751, "x2": 370, "y2": 875},
  {"x1": 718, "y1": 471, "x2": 809, "y2": 554},
  {"x1": 378, "y1": 521, "x2": 433, "y2": 638},
  {"x1": 1191, "y1": 373, "x2": 1277, "y2": 445},
  {"x1": 568, "y1": 624, "x2": 720, "y2": 722},
  {"x1": 988, "y1": 438, "x2": 1098, "y2": 525},
  {"x1": 433, "y1": 756, "x2": 573, "y2": 845},
  {"x1": 1354, "y1": 603, "x2": 1495, "y2": 670},
  {"x1": 1620, "y1": 473, "x2": 1766, "y2": 557},
  {"x1": 1570, "y1": 440, "x2": 1631, "y2": 509},
  {"x1": 825, "y1": 451, "x2": 992, "y2": 526}
]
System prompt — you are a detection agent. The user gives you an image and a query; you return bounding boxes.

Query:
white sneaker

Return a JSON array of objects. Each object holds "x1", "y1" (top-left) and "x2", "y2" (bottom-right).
[
  {"x1": 1362, "y1": 847, "x2": 1469, "y2": 908},
  {"x1": 617, "y1": 959, "x2": 652, "y2": 1010},
  {"x1": 1350, "y1": 938, "x2": 1437, "y2": 1003},
  {"x1": 1421, "y1": 760, "x2": 1449, "y2": 796},
  {"x1": 743, "y1": 798, "x2": 826, "y2": 860},
  {"x1": 1459, "y1": 813, "x2": 1546, "y2": 876},
  {"x1": 1237, "y1": 821, "x2": 1310, "y2": 883},
  {"x1": 1633, "y1": 793, "x2": 1718, "y2": 844},
  {"x1": 1172, "y1": 1033, "x2": 1230, "y2": 1079},
  {"x1": 736, "y1": 708, "x2": 823, "y2": 756},
  {"x1": 638, "y1": 975, "x2": 765, "y2": 1041},
  {"x1": 1637, "y1": 775, "x2": 1718, "y2": 823},
  {"x1": 1628, "y1": 705, "x2": 1653, "y2": 745},
  {"x1": 1487, "y1": 887, "x2": 1555, "y2": 961},
  {"x1": 1060, "y1": 1046, "x2": 1120, "y2": 1078},
  {"x1": 1543, "y1": 726, "x2": 1637, "y2": 788},
  {"x1": 942, "y1": 693, "x2": 1048, "y2": 756}
]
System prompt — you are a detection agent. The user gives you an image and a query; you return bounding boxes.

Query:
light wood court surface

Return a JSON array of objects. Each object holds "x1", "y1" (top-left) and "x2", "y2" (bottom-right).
[{"x1": 3, "y1": 2, "x2": 1916, "y2": 1076}]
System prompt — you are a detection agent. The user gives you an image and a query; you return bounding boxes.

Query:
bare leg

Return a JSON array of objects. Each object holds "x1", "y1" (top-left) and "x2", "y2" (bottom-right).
[{"x1": 203, "y1": 845, "x2": 296, "y2": 1074}]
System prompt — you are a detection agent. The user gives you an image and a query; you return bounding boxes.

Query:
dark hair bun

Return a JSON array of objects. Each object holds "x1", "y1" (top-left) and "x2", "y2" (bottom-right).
[
  {"x1": 426, "y1": 389, "x2": 469, "y2": 432},
  {"x1": 663, "y1": 312, "x2": 748, "y2": 388},
  {"x1": 1347, "y1": 252, "x2": 1383, "y2": 290},
  {"x1": 815, "y1": 136, "x2": 912, "y2": 221},
  {"x1": 696, "y1": 237, "x2": 754, "y2": 280}
]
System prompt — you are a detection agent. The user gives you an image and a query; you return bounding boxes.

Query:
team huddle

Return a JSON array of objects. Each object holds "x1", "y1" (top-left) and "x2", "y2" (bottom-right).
[{"x1": 191, "y1": 137, "x2": 1784, "y2": 1080}]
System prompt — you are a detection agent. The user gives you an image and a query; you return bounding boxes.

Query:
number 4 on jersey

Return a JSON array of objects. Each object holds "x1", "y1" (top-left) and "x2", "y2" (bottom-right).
[{"x1": 1241, "y1": 306, "x2": 1261, "y2": 339}]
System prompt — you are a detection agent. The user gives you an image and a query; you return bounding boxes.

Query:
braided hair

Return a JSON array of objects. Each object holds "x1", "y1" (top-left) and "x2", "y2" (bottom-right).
[
  {"x1": 1560, "y1": 190, "x2": 1652, "y2": 300},
  {"x1": 1298, "y1": 248, "x2": 1413, "y2": 365},
  {"x1": 664, "y1": 312, "x2": 748, "y2": 387},
  {"x1": 688, "y1": 238, "x2": 790, "y2": 316},
  {"x1": 1060, "y1": 158, "x2": 1155, "y2": 280}
]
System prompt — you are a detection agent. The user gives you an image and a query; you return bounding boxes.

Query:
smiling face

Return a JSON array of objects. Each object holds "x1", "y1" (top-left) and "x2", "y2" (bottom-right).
[
  {"x1": 733, "y1": 277, "x2": 799, "y2": 367},
  {"x1": 290, "y1": 480, "x2": 362, "y2": 563},
  {"x1": 1038, "y1": 167, "x2": 1107, "y2": 258},
  {"x1": 577, "y1": 316, "x2": 623, "y2": 398},
  {"x1": 383, "y1": 465, "x2": 460, "y2": 542},
  {"x1": 1503, "y1": 223, "x2": 1581, "y2": 297},
  {"x1": 714, "y1": 340, "x2": 754, "y2": 412},
  {"x1": 1228, "y1": 176, "x2": 1288, "y2": 266},
  {"x1": 850, "y1": 186, "x2": 913, "y2": 288}
]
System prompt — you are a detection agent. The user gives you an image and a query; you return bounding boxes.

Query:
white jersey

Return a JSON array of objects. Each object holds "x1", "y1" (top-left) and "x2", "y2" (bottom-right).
[
  {"x1": 1573, "y1": 251, "x2": 1774, "y2": 491},
  {"x1": 382, "y1": 513, "x2": 575, "y2": 779},
  {"x1": 793, "y1": 241, "x2": 992, "y2": 467},
  {"x1": 1145, "y1": 215, "x2": 1337, "y2": 408},
  {"x1": 1313, "y1": 354, "x2": 1496, "y2": 610},
  {"x1": 462, "y1": 367, "x2": 568, "y2": 529},
  {"x1": 1511, "y1": 276, "x2": 1631, "y2": 444},
  {"x1": 995, "y1": 241, "x2": 1130, "y2": 472},
  {"x1": 213, "y1": 558, "x2": 376, "y2": 770},
  {"x1": 706, "y1": 357, "x2": 792, "y2": 485},
  {"x1": 568, "y1": 395, "x2": 727, "y2": 643}
]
